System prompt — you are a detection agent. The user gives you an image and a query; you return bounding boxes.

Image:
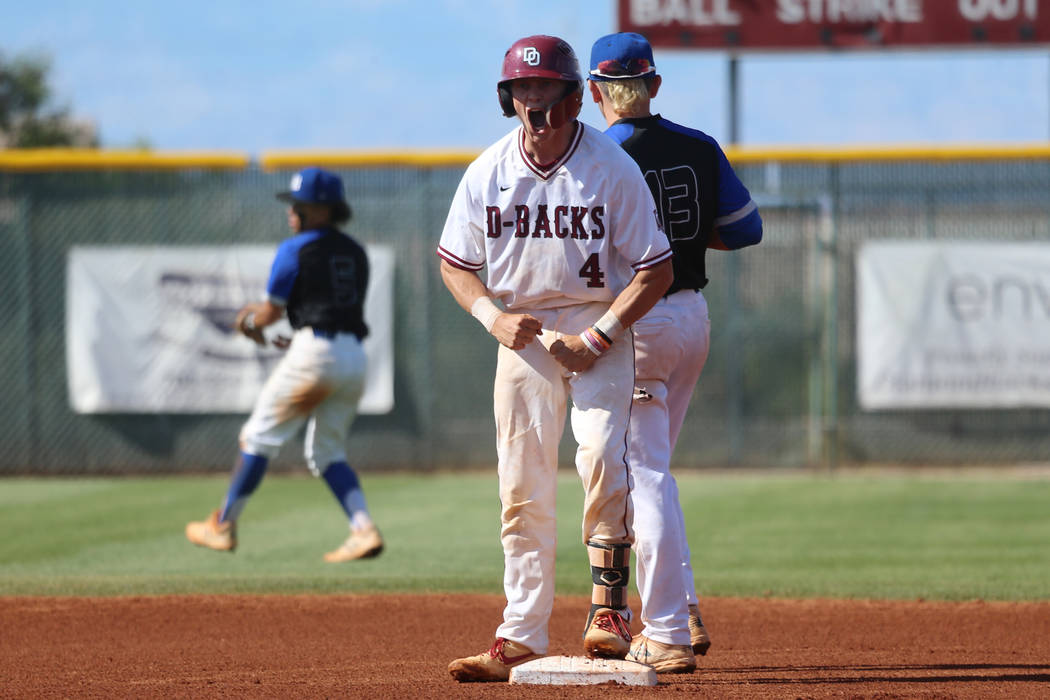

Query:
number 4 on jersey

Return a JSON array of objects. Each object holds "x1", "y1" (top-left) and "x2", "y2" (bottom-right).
[{"x1": 579, "y1": 253, "x2": 605, "y2": 288}]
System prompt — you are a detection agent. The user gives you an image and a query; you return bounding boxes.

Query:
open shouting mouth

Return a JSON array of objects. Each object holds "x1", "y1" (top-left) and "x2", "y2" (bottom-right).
[{"x1": 527, "y1": 109, "x2": 547, "y2": 130}]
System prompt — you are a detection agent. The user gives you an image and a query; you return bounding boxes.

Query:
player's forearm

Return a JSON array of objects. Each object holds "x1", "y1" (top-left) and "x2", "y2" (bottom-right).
[
  {"x1": 439, "y1": 260, "x2": 490, "y2": 313},
  {"x1": 441, "y1": 260, "x2": 543, "y2": 348},
  {"x1": 609, "y1": 259, "x2": 673, "y2": 328},
  {"x1": 239, "y1": 301, "x2": 284, "y2": 330}
]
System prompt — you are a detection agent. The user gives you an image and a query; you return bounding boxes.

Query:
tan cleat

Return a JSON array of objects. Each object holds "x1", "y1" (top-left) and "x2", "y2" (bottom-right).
[
  {"x1": 583, "y1": 608, "x2": 632, "y2": 659},
  {"x1": 323, "y1": 524, "x2": 384, "y2": 562},
  {"x1": 628, "y1": 634, "x2": 697, "y2": 673},
  {"x1": 185, "y1": 510, "x2": 236, "y2": 552},
  {"x1": 448, "y1": 637, "x2": 539, "y2": 682},
  {"x1": 689, "y1": 604, "x2": 712, "y2": 656}
]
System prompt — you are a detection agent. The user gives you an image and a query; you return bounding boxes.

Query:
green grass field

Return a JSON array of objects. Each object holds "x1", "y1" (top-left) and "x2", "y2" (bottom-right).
[{"x1": 1, "y1": 470, "x2": 1047, "y2": 600}]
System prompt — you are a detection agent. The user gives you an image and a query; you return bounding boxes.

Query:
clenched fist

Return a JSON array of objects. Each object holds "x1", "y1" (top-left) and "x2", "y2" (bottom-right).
[{"x1": 491, "y1": 313, "x2": 543, "y2": 350}]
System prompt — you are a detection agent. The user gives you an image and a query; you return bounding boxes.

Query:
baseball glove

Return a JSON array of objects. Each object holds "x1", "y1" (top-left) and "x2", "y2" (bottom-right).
[{"x1": 235, "y1": 307, "x2": 266, "y2": 347}]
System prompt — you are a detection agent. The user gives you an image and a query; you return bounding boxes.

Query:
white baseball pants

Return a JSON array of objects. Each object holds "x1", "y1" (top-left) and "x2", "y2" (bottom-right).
[
  {"x1": 492, "y1": 302, "x2": 635, "y2": 654},
  {"x1": 239, "y1": 328, "x2": 366, "y2": 474},
  {"x1": 629, "y1": 289, "x2": 710, "y2": 646}
]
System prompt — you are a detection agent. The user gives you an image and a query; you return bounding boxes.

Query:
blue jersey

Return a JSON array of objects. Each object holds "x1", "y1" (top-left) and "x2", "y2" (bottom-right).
[
  {"x1": 605, "y1": 115, "x2": 761, "y2": 292},
  {"x1": 267, "y1": 226, "x2": 370, "y2": 339}
]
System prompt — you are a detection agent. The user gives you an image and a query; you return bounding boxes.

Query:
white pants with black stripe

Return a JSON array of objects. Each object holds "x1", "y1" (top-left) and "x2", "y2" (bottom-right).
[{"x1": 491, "y1": 301, "x2": 636, "y2": 655}]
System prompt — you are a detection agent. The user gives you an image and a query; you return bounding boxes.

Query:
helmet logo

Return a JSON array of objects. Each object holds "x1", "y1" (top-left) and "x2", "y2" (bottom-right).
[
  {"x1": 290, "y1": 173, "x2": 303, "y2": 191},
  {"x1": 523, "y1": 47, "x2": 540, "y2": 66}
]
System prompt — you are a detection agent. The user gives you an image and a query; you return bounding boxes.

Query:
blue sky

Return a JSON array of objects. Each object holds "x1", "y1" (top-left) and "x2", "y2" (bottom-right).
[{"x1": 5, "y1": 0, "x2": 1048, "y2": 154}]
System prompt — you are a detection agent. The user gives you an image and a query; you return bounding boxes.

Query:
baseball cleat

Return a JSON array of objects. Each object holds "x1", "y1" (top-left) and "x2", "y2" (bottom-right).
[
  {"x1": 448, "y1": 637, "x2": 539, "y2": 682},
  {"x1": 627, "y1": 634, "x2": 696, "y2": 673},
  {"x1": 583, "y1": 608, "x2": 632, "y2": 659},
  {"x1": 323, "y1": 524, "x2": 384, "y2": 562},
  {"x1": 185, "y1": 510, "x2": 236, "y2": 552},
  {"x1": 689, "y1": 604, "x2": 712, "y2": 656}
]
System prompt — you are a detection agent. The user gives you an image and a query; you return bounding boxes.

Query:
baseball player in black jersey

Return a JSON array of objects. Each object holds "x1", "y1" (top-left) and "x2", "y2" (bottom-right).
[
  {"x1": 186, "y1": 167, "x2": 383, "y2": 563},
  {"x1": 588, "y1": 32, "x2": 763, "y2": 673}
]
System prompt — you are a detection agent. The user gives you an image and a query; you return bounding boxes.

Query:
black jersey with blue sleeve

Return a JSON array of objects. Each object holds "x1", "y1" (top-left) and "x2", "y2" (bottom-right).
[
  {"x1": 266, "y1": 226, "x2": 370, "y2": 339},
  {"x1": 605, "y1": 114, "x2": 761, "y2": 293}
]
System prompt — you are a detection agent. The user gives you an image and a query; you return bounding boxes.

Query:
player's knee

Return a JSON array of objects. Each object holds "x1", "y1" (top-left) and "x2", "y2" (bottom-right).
[
  {"x1": 631, "y1": 515, "x2": 668, "y2": 545},
  {"x1": 305, "y1": 447, "x2": 346, "y2": 477},
  {"x1": 501, "y1": 499, "x2": 556, "y2": 539},
  {"x1": 238, "y1": 434, "x2": 281, "y2": 460}
]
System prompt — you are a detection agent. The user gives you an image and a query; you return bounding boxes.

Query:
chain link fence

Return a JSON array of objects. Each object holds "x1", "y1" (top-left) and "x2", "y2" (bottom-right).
[{"x1": 1, "y1": 149, "x2": 1048, "y2": 474}]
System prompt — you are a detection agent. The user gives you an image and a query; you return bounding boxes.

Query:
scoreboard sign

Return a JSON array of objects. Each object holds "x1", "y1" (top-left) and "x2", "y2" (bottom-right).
[{"x1": 619, "y1": 0, "x2": 1049, "y2": 50}]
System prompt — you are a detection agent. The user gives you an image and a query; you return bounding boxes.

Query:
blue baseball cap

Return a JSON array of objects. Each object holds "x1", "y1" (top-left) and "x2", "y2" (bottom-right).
[
  {"x1": 588, "y1": 32, "x2": 656, "y2": 81},
  {"x1": 276, "y1": 167, "x2": 352, "y2": 222}
]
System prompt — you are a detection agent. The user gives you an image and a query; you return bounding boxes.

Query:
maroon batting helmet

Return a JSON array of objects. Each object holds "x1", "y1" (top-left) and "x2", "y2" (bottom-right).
[{"x1": 497, "y1": 35, "x2": 583, "y2": 129}]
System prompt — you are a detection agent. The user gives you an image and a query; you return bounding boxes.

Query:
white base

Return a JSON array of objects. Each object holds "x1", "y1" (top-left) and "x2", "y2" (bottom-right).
[{"x1": 508, "y1": 655, "x2": 657, "y2": 686}]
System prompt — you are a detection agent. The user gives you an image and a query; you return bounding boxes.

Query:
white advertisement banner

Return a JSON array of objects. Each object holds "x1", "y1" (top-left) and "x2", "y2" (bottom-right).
[
  {"x1": 857, "y1": 241, "x2": 1050, "y2": 409},
  {"x1": 66, "y1": 244, "x2": 394, "y2": 414}
]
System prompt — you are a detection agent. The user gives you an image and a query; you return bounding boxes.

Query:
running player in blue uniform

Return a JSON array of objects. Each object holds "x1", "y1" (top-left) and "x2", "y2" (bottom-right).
[
  {"x1": 588, "y1": 32, "x2": 763, "y2": 673},
  {"x1": 186, "y1": 167, "x2": 383, "y2": 563}
]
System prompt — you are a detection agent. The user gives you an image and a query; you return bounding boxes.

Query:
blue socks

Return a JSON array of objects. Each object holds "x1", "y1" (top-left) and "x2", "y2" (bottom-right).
[
  {"x1": 322, "y1": 461, "x2": 373, "y2": 530},
  {"x1": 219, "y1": 452, "x2": 268, "y2": 522},
  {"x1": 217, "y1": 455, "x2": 372, "y2": 531}
]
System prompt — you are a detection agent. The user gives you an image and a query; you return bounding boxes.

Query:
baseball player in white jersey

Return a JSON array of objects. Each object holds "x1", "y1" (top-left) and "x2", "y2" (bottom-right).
[
  {"x1": 185, "y1": 167, "x2": 384, "y2": 564},
  {"x1": 439, "y1": 35, "x2": 674, "y2": 683},
  {"x1": 588, "y1": 33, "x2": 764, "y2": 673}
]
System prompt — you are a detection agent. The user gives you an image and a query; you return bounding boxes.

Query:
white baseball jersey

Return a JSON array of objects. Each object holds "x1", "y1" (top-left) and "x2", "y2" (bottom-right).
[
  {"x1": 438, "y1": 122, "x2": 671, "y2": 309},
  {"x1": 437, "y1": 121, "x2": 673, "y2": 654}
]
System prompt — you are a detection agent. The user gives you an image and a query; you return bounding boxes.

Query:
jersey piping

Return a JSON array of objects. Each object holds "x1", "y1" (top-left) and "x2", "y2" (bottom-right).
[
  {"x1": 517, "y1": 123, "x2": 584, "y2": 180},
  {"x1": 436, "y1": 246, "x2": 483, "y2": 271},
  {"x1": 633, "y1": 249, "x2": 674, "y2": 270},
  {"x1": 714, "y1": 199, "x2": 757, "y2": 227}
]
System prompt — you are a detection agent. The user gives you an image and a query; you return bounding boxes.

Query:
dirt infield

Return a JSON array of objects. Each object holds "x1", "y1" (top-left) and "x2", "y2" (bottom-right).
[{"x1": 3, "y1": 594, "x2": 1049, "y2": 699}]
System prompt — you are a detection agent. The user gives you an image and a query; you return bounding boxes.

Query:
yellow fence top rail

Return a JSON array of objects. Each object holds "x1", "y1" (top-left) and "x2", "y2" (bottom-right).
[
  {"x1": 258, "y1": 149, "x2": 482, "y2": 170},
  {"x1": 3, "y1": 143, "x2": 1050, "y2": 171},
  {"x1": 261, "y1": 143, "x2": 1050, "y2": 168},
  {"x1": 0, "y1": 149, "x2": 251, "y2": 171},
  {"x1": 724, "y1": 142, "x2": 1050, "y2": 163}
]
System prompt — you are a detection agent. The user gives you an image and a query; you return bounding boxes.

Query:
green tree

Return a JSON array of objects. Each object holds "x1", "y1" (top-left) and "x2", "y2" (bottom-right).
[{"x1": 0, "y1": 50, "x2": 98, "y2": 148}]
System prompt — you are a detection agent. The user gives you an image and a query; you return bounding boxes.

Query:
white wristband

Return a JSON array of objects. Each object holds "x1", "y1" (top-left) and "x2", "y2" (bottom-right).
[
  {"x1": 470, "y1": 296, "x2": 502, "y2": 333},
  {"x1": 578, "y1": 310, "x2": 623, "y2": 357},
  {"x1": 242, "y1": 313, "x2": 256, "y2": 331},
  {"x1": 592, "y1": 309, "x2": 624, "y2": 340}
]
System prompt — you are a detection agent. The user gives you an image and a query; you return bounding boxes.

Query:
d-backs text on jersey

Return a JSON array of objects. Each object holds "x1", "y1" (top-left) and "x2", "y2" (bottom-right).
[{"x1": 485, "y1": 204, "x2": 605, "y2": 239}]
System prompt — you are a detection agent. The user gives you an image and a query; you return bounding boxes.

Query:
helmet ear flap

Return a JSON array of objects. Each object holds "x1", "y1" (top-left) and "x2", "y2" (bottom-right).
[
  {"x1": 498, "y1": 83, "x2": 515, "y2": 117},
  {"x1": 547, "y1": 84, "x2": 583, "y2": 129}
]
